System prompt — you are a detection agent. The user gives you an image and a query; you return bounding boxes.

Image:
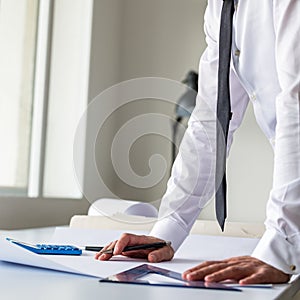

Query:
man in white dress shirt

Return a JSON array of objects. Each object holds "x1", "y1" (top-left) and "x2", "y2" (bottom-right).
[{"x1": 97, "y1": 0, "x2": 300, "y2": 284}]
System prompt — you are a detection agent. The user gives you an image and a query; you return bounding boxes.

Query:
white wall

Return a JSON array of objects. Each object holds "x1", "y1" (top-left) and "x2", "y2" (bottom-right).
[
  {"x1": 115, "y1": 1, "x2": 206, "y2": 203},
  {"x1": 89, "y1": 0, "x2": 274, "y2": 224},
  {"x1": 88, "y1": 0, "x2": 206, "y2": 204},
  {"x1": 83, "y1": 0, "x2": 123, "y2": 204},
  {"x1": 119, "y1": 0, "x2": 205, "y2": 81}
]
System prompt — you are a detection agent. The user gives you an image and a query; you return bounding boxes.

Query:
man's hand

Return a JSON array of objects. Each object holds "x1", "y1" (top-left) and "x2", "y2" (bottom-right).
[
  {"x1": 182, "y1": 256, "x2": 290, "y2": 284},
  {"x1": 95, "y1": 233, "x2": 174, "y2": 263}
]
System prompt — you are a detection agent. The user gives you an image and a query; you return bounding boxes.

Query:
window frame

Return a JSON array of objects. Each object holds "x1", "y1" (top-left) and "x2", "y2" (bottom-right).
[{"x1": 28, "y1": 0, "x2": 53, "y2": 198}]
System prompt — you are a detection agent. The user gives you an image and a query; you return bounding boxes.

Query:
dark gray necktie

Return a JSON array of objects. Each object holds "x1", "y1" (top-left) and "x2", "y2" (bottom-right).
[{"x1": 215, "y1": 0, "x2": 234, "y2": 231}]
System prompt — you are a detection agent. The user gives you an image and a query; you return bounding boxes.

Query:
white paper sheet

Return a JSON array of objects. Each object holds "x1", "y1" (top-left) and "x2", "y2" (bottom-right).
[
  {"x1": 176, "y1": 234, "x2": 260, "y2": 261},
  {"x1": 88, "y1": 198, "x2": 158, "y2": 218},
  {"x1": 0, "y1": 227, "x2": 260, "y2": 279}
]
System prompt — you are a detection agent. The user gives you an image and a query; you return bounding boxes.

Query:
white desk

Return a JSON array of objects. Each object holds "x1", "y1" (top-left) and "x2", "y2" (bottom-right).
[{"x1": 1, "y1": 227, "x2": 300, "y2": 300}]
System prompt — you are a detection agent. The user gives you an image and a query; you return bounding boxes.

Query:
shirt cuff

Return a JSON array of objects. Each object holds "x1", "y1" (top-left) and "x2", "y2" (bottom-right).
[
  {"x1": 252, "y1": 228, "x2": 300, "y2": 275},
  {"x1": 149, "y1": 217, "x2": 189, "y2": 252}
]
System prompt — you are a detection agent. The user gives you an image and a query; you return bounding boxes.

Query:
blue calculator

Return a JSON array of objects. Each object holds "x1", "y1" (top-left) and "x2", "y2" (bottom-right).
[{"x1": 6, "y1": 238, "x2": 82, "y2": 255}]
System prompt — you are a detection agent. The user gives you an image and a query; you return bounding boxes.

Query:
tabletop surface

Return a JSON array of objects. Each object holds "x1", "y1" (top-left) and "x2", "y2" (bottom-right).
[{"x1": 0, "y1": 227, "x2": 299, "y2": 300}]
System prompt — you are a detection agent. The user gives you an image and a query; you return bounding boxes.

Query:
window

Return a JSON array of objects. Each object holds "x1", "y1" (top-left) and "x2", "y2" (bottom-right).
[
  {"x1": 0, "y1": 0, "x2": 39, "y2": 195},
  {"x1": 0, "y1": 0, "x2": 92, "y2": 199}
]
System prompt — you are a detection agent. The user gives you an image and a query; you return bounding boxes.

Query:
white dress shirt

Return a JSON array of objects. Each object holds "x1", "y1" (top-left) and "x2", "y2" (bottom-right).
[{"x1": 150, "y1": 0, "x2": 300, "y2": 275}]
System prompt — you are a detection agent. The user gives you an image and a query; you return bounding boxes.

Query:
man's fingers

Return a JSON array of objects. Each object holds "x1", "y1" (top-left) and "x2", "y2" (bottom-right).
[
  {"x1": 121, "y1": 246, "x2": 174, "y2": 262},
  {"x1": 204, "y1": 265, "x2": 249, "y2": 282},
  {"x1": 183, "y1": 261, "x2": 221, "y2": 276},
  {"x1": 113, "y1": 233, "x2": 162, "y2": 255},
  {"x1": 112, "y1": 234, "x2": 131, "y2": 255},
  {"x1": 147, "y1": 245, "x2": 174, "y2": 263},
  {"x1": 182, "y1": 263, "x2": 230, "y2": 281},
  {"x1": 96, "y1": 233, "x2": 170, "y2": 261},
  {"x1": 95, "y1": 240, "x2": 117, "y2": 260},
  {"x1": 182, "y1": 256, "x2": 290, "y2": 284}
]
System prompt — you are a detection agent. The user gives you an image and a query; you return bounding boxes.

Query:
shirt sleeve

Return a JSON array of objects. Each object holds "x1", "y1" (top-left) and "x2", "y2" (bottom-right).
[
  {"x1": 251, "y1": 1, "x2": 300, "y2": 275},
  {"x1": 150, "y1": 3, "x2": 249, "y2": 251}
]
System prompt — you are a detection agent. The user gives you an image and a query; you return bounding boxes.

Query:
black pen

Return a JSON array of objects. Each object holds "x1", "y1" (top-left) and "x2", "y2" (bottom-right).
[
  {"x1": 85, "y1": 246, "x2": 104, "y2": 252},
  {"x1": 85, "y1": 241, "x2": 170, "y2": 254}
]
